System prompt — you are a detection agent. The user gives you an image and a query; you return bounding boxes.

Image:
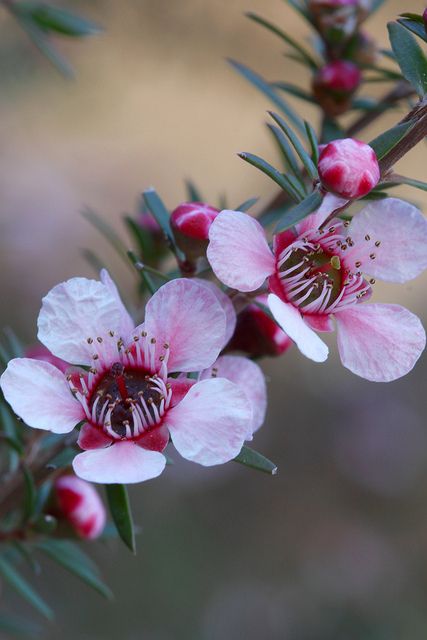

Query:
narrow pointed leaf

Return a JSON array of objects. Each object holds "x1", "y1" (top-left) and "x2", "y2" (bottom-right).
[
  {"x1": 234, "y1": 445, "x2": 277, "y2": 474},
  {"x1": 105, "y1": 484, "x2": 136, "y2": 553},
  {"x1": 37, "y1": 540, "x2": 113, "y2": 600},
  {"x1": 235, "y1": 196, "x2": 259, "y2": 212},
  {"x1": 0, "y1": 555, "x2": 53, "y2": 620},
  {"x1": 238, "y1": 152, "x2": 301, "y2": 201},
  {"x1": 268, "y1": 111, "x2": 318, "y2": 180},
  {"x1": 184, "y1": 179, "x2": 203, "y2": 202},
  {"x1": 15, "y1": 3, "x2": 102, "y2": 37},
  {"x1": 369, "y1": 120, "x2": 414, "y2": 160},
  {"x1": 228, "y1": 59, "x2": 305, "y2": 133},
  {"x1": 275, "y1": 191, "x2": 323, "y2": 232},
  {"x1": 388, "y1": 22, "x2": 427, "y2": 96},
  {"x1": 304, "y1": 121, "x2": 319, "y2": 164},
  {"x1": 393, "y1": 176, "x2": 427, "y2": 192},
  {"x1": 267, "y1": 124, "x2": 302, "y2": 181},
  {"x1": 272, "y1": 81, "x2": 314, "y2": 104},
  {"x1": 397, "y1": 18, "x2": 427, "y2": 44},
  {"x1": 246, "y1": 13, "x2": 318, "y2": 69}
]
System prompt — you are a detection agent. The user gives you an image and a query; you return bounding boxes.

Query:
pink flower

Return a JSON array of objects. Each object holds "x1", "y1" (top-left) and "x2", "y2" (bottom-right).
[
  {"x1": 171, "y1": 202, "x2": 221, "y2": 260},
  {"x1": 25, "y1": 345, "x2": 69, "y2": 374},
  {"x1": 318, "y1": 139, "x2": 380, "y2": 199},
  {"x1": 55, "y1": 475, "x2": 106, "y2": 539},
  {"x1": 1, "y1": 271, "x2": 260, "y2": 483},
  {"x1": 314, "y1": 61, "x2": 361, "y2": 94},
  {"x1": 207, "y1": 196, "x2": 427, "y2": 381}
]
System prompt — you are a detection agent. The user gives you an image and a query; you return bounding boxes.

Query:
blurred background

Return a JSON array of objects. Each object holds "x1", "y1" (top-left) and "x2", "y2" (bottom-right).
[{"x1": 1, "y1": 0, "x2": 427, "y2": 638}]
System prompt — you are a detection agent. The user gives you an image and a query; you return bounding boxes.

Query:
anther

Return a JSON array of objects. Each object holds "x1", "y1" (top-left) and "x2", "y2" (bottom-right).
[
  {"x1": 150, "y1": 338, "x2": 156, "y2": 344},
  {"x1": 163, "y1": 343, "x2": 170, "y2": 349},
  {"x1": 370, "y1": 278, "x2": 376, "y2": 284},
  {"x1": 355, "y1": 261, "x2": 361, "y2": 268},
  {"x1": 141, "y1": 331, "x2": 147, "y2": 337},
  {"x1": 92, "y1": 354, "x2": 99, "y2": 360},
  {"x1": 370, "y1": 253, "x2": 376, "y2": 260},
  {"x1": 365, "y1": 234, "x2": 370, "y2": 241},
  {"x1": 344, "y1": 221, "x2": 350, "y2": 227},
  {"x1": 109, "y1": 330, "x2": 115, "y2": 337},
  {"x1": 96, "y1": 337, "x2": 103, "y2": 343},
  {"x1": 375, "y1": 240, "x2": 381, "y2": 247},
  {"x1": 87, "y1": 338, "x2": 93, "y2": 344}
]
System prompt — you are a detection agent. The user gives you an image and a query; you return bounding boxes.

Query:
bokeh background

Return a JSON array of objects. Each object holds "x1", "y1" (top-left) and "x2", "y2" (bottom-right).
[{"x1": 1, "y1": 0, "x2": 427, "y2": 638}]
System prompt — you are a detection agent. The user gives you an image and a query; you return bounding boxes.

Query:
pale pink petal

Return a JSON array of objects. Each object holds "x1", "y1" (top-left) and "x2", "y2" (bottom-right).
[
  {"x1": 168, "y1": 377, "x2": 196, "y2": 407},
  {"x1": 77, "y1": 423, "x2": 113, "y2": 450},
  {"x1": 347, "y1": 198, "x2": 427, "y2": 283},
  {"x1": 268, "y1": 295, "x2": 329, "y2": 363},
  {"x1": 72, "y1": 441, "x2": 166, "y2": 484},
  {"x1": 305, "y1": 314, "x2": 334, "y2": 333},
  {"x1": 207, "y1": 210, "x2": 275, "y2": 291},
  {"x1": 194, "y1": 279, "x2": 236, "y2": 344},
  {"x1": 165, "y1": 378, "x2": 251, "y2": 466},
  {"x1": 200, "y1": 355, "x2": 267, "y2": 437},
  {"x1": 142, "y1": 279, "x2": 226, "y2": 372},
  {"x1": 38, "y1": 277, "x2": 133, "y2": 366},
  {"x1": 0, "y1": 358, "x2": 82, "y2": 433},
  {"x1": 100, "y1": 269, "x2": 135, "y2": 336},
  {"x1": 336, "y1": 303, "x2": 426, "y2": 382},
  {"x1": 297, "y1": 193, "x2": 348, "y2": 235}
]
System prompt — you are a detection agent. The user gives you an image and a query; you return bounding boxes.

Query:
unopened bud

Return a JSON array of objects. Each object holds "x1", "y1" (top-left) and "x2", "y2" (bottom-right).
[
  {"x1": 226, "y1": 301, "x2": 292, "y2": 358},
  {"x1": 55, "y1": 475, "x2": 106, "y2": 540},
  {"x1": 308, "y1": 0, "x2": 369, "y2": 42},
  {"x1": 312, "y1": 60, "x2": 361, "y2": 116},
  {"x1": 171, "y1": 202, "x2": 220, "y2": 259},
  {"x1": 318, "y1": 138, "x2": 380, "y2": 199}
]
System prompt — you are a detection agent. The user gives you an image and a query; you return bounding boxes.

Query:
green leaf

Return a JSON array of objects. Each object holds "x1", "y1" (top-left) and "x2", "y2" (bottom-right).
[
  {"x1": 36, "y1": 540, "x2": 113, "y2": 600},
  {"x1": 267, "y1": 124, "x2": 304, "y2": 184},
  {"x1": 392, "y1": 175, "x2": 427, "y2": 192},
  {"x1": 228, "y1": 59, "x2": 305, "y2": 133},
  {"x1": 234, "y1": 445, "x2": 277, "y2": 475},
  {"x1": 272, "y1": 81, "x2": 314, "y2": 104},
  {"x1": 3, "y1": 327, "x2": 24, "y2": 358},
  {"x1": 142, "y1": 188, "x2": 183, "y2": 258},
  {"x1": 304, "y1": 121, "x2": 319, "y2": 164},
  {"x1": 184, "y1": 179, "x2": 203, "y2": 202},
  {"x1": 283, "y1": 0, "x2": 311, "y2": 23},
  {"x1": 388, "y1": 22, "x2": 427, "y2": 96},
  {"x1": 12, "y1": 13, "x2": 74, "y2": 78},
  {"x1": 0, "y1": 554, "x2": 53, "y2": 620},
  {"x1": 275, "y1": 191, "x2": 323, "y2": 232},
  {"x1": 22, "y1": 465, "x2": 37, "y2": 523},
  {"x1": 246, "y1": 13, "x2": 318, "y2": 69},
  {"x1": 397, "y1": 18, "x2": 427, "y2": 44},
  {"x1": 399, "y1": 13, "x2": 424, "y2": 23},
  {"x1": 238, "y1": 152, "x2": 302, "y2": 202},
  {"x1": 15, "y1": 3, "x2": 102, "y2": 37},
  {"x1": 369, "y1": 120, "x2": 414, "y2": 160},
  {"x1": 105, "y1": 484, "x2": 136, "y2": 553},
  {"x1": 0, "y1": 404, "x2": 21, "y2": 471},
  {"x1": 81, "y1": 248, "x2": 106, "y2": 275},
  {"x1": 321, "y1": 117, "x2": 345, "y2": 143},
  {"x1": 235, "y1": 197, "x2": 259, "y2": 212},
  {"x1": 268, "y1": 111, "x2": 318, "y2": 180},
  {"x1": 0, "y1": 613, "x2": 41, "y2": 638}
]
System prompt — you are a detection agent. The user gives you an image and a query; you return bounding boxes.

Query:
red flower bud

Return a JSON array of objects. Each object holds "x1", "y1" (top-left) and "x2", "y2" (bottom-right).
[
  {"x1": 226, "y1": 300, "x2": 292, "y2": 358},
  {"x1": 312, "y1": 60, "x2": 361, "y2": 116},
  {"x1": 171, "y1": 202, "x2": 220, "y2": 259},
  {"x1": 318, "y1": 138, "x2": 380, "y2": 199},
  {"x1": 55, "y1": 475, "x2": 106, "y2": 540}
]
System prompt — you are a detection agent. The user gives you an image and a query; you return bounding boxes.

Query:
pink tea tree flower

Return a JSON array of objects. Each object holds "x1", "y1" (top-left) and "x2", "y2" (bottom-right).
[
  {"x1": 171, "y1": 202, "x2": 220, "y2": 260},
  {"x1": 207, "y1": 196, "x2": 427, "y2": 381},
  {"x1": 312, "y1": 61, "x2": 362, "y2": 117},
  {"x1": 0, "y1": 271, "x2": 265, "y2": 483},
  {"x1": 54, "y1": 474, "x2": 106, "y2": 539},
  {"x1": 318, "y1": 138, "x2": 380, "y2": 199}
]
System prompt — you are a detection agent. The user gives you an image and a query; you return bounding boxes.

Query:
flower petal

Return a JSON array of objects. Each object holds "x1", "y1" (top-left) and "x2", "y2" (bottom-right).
[
  {"x1": 0, "y1": 358, "x2": 82, "y2": 433},
  {"x1": 336, "y1": 303, "x2": 426, "y2": 382},
  {"x1": 38, "y1": 277, "x2": 133, "y2": 366},
  {"x1": 200, "y1": 355, "x2": 267, "y2": 437},
  {"x1": 347, "y1": 198, "x2": 427, "y2": 283},
  {"x1": 194, "y1": 279, "x2": 236, "y2": 344},
  {"x1": 143, "y1": 279, "x2": 226, "y2": 372},
  {"x1": 165, "y1": 378, "x2": 251, "y2": 466},
  {"x1": 100, "y1": 269, "x2": 135, "y2": 337},
  {"x1": 207, "y1": 210, "x2": 275, "y2": 291},
  {"x1": 77, "y1": 423, "x2": 113, "y2": 450},
  {"x1": 297, "y1": 193, "x2": 348, "y2": 235},
  {"x1": 72, "y1": 441, "x2": 166, "y2": 484},
  {"x1": 268, "y1": 294, "x2": 329, "y2": 363}
]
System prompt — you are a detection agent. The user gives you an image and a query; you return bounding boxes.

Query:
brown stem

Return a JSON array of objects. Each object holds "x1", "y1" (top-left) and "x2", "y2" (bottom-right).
[{"x1": 379, "y1": 98, "x2": 427, "y2": 175}]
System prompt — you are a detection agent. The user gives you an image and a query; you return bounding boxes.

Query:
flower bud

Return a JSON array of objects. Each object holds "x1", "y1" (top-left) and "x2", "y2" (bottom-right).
[
  {"x1": 308, "y1": 0, "x2": 369, "y2": 42},
  {"x1": 226, "y1": 300, "x2": 292, "y2": 358},
  {"x1": 55, "y1": 475, "x2": 106, "y2": 540},
  {"x1": 318, "y1": 138, "x2": 380, "y2": 199},
  {"x1": 171, "y1": 202, "x2": 220, "y2": 259},
  {"x1": 312, "y1": 60, "x2": 361, "y2": 116}
]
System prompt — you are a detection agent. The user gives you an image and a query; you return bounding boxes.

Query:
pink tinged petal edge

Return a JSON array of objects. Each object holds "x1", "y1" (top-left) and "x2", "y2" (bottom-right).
[
  {"x1": 38, "y1": 277, "x2": 134, "y2": 366},
  {"x1": 200, "y1": 355, "x2": 267, "y2": 438},
  {"x1": 100, "y1": 269, "x2": 135, "y2": 337},
  {"x1": 77, "y1": 423, "x2": 113, "y2": 450},
  {"x1": 72, "y1": 441, "x2": 166, "y2": 484},
  {"x1": 193, "y1": 279, "x2": 237, "y2": 345},
  {"x1": 336, "y1": 303, "x2": 426, "y2": 382},
  {"x1": 305, "y1": 314, "x2": 335, "y2": 333},
  {"x1": 207, "y1": 210, "x2": 275, "y2": 292},
  {"x1": 268, "y1": 295, "x2": 329, "y2": 363},
  {"x1": 142, "y1": 278, "x2": 226, "y2": 372},
  {"x1": 296, "y1": 193, "x2": 348, "y2": 235},
  {"x1": 348, "y1": 198, "x2": 427, "y2": 283},
  {"x1": 165, "y1": 378, "x2": 252, "y2": 466},
  {"x1": 0, "y1": 359, "x2": 83, "y2": 433}
]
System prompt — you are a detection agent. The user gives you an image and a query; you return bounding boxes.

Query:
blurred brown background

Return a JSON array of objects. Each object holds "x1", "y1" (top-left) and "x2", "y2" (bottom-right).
[{"x1": 1, "y1": 1, "x2": 427, "y2": 638}]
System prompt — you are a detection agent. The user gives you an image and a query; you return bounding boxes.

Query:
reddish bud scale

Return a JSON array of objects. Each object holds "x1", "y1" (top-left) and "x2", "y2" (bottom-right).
[
  {"x1": 318, "y1": 138, "x2": 380, "y2": 199},
  {"x1": 55, "y1": 475, "x2": 106, "y2": 540},
  {"x1": 171, "y1": 202, "x2": 220, "y2": 260},
  {"x1": 226, "y1": 303, "x2": 292, "y2": 358},
  {"x1": 312, "y1": 60, "x2": 361, "y2": 116}
]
